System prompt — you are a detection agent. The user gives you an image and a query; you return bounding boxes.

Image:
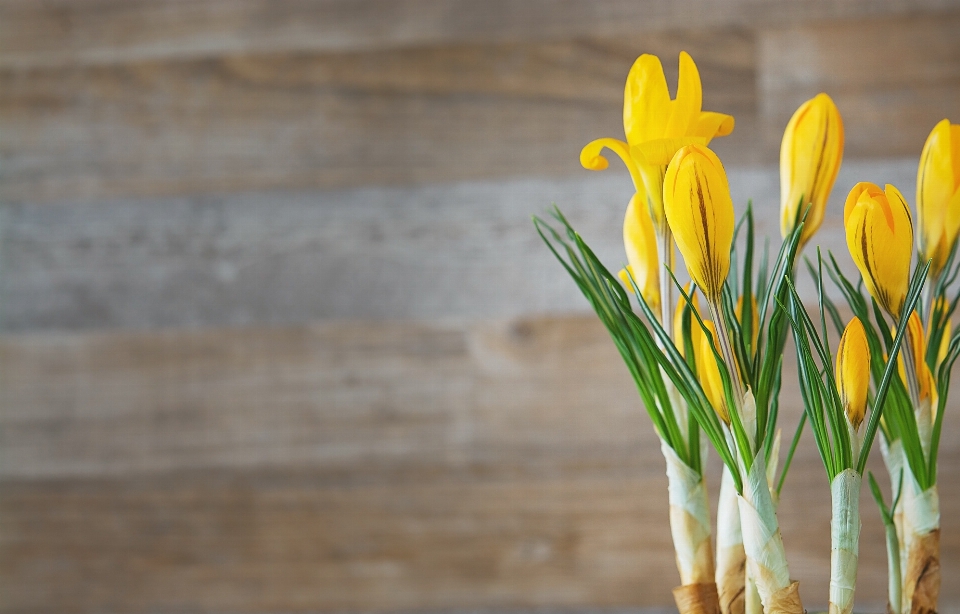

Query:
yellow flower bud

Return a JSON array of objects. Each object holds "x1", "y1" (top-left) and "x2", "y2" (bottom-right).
[
  {"x1": 780, "y1": 93, "x2": 844, "y2": 248},
  {"x1": 844, "y1": 182, "x2": 914, "y2": 318},
  {"x1": 835, "y1": 317, "x2": 870, "y2": 432},
  {"x1": 663, "y1": 144, "x2": 735, "y2": 303},
  {"x1": 622, "y1": 192, "x2": 661, "y2": 312},
  {"x1": 697, "y1": 321, "x2": 730, "y2": 423},
  {"x1": 898, "y1": 312, "x2": 936, "y2": 403},
  {"x1": 916, "y1": 119, "x2": 960, "y2": 277},
  {"x1": 674, "y1": 284, "x2": 702, "y2": 357}
]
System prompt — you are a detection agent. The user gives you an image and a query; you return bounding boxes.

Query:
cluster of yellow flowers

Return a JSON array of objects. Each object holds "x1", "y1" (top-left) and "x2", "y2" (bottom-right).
[{"x1": 572, "y1": 49, "x2": 960, "y2": 614}]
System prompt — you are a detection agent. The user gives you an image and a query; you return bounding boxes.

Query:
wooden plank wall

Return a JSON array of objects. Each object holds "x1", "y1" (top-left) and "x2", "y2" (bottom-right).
[{"x1": 3, "y1": 2, "x2": 960, "y2": 612}]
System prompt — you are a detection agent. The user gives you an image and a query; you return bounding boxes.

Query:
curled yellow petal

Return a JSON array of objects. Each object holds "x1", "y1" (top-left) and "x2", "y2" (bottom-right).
[
  {"x1": 663, "y1": 144, "x2": 735, "y2": 302},
  {"x1": 780, "y1": 93, "x2": 844, "y2": 247},
  {"x1": 579, "y1": 137, "x2": 643, "y2": 192},
  {"x1": 844, "y1": 182, "x2": 914, "y2": 318},
  {"x1": 623, "y1": 192, "x2": 661, "y2": 312},
  {"x1": 917, "y1": 119, "x2": 960, "y2": 277},
  {"x1": 674, "y1": 283, "x2": 702, "y2": 356},
  {"x1": 835, "y1": 317, "x2": 870, "y2": 432},
  {"x1": 697, "y1": 321, "x2": 730, "y2": 423}
]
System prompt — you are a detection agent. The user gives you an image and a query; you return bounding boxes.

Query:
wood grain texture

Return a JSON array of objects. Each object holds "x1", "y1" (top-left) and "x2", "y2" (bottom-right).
[
  {"x1": 759, "y1": 13, "x2": 960, "y2": 158},
  {"x1": 0, "y1": 32, "x2": 755, "y2": 204},
  {"x1": 1, "y1": 316, "x2": 960, "y2": 611},
  {"x1": 0, "y1": 159, "x2": 914, "y2": 332},
  {"x1": 3, "y1": 0, "x2": 959, "y2": 69}
]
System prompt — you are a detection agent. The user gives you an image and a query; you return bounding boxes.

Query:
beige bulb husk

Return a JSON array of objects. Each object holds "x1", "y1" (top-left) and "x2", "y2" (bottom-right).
[
  {"x1": 716, "y1": 466, "x2": 745, "y2": 614},
  {"x1": 737, "y1": 447, "x2": 802, "y2": 614},
  {"x1": 828, "y1": 469, "x2": 862, "y2": 614}
]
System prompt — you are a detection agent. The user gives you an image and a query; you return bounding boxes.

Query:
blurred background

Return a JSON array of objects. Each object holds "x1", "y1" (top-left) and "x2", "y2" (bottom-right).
[{"x1": 2, "y1": 1, "x2": 960, "y2": 612}]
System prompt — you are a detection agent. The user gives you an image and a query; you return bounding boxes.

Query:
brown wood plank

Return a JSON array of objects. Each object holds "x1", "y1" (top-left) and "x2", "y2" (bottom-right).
[
  {"x1": 0, "y1": 32, "x2": 755, "y2": 204},
  {"x1": 2, "y1": 0, "x2": 957, "y2": 69},
  {"x1": 759, "y1": 13, "x2": 960, "y2": 158},
  {"x1": 2, "y1": 316, "x2": 960, "y2": 610},
  {"x1": 0, "y1": 159, "x2": 915, "y2": 332}
]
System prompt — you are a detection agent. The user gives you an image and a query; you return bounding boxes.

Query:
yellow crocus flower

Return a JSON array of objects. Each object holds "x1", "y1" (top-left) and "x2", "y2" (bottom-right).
[
  {"x1": 898, "y1": 312, "x2": 936, "y2": 404},
  {"x1": 663, "y1": 144, "x2": 735, "y2": 303},
  {"x1": 580, "y1": 52, "x2": 734, "y2": 229},
  {"x1": 835, "y1": 317, "x2": 870, "y2": 431},
  {"x1": 620, "y1": 192, "x2": 661, "y2": 312},
  {"x1": 916, "y1": 119, "x2": 960, "y2": 277},
  {"x1": 780, "y1": 93, "x2": 844, "y2": 248},
  {"x1": 697, "y1": 321, "x2": 730, "y2": 423},
  {"x1": 844, "y1": 182, "x2": 914, "y2": 318}
]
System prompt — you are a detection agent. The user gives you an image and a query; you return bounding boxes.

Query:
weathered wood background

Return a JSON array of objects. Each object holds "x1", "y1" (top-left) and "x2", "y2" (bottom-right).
[{"x1": 2, "y1": 1, "x2": 960, "y2": 612}]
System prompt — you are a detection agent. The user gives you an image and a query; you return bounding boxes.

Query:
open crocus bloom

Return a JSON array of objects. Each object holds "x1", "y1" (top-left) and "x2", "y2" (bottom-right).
[
  {"x1": 917, "y1": 119, "x2": 960, "y2": 277},
  {"x1": 580, "y1": 51, "x2": 734, "y2": 229}
]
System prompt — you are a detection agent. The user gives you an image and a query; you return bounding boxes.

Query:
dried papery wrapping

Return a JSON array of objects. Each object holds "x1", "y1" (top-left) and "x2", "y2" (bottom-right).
[
  {"x1": 905, "y1": 530, "x2": 940, "y2": 614},
  {"x1": 662, "y1": 440, "x2": 715, "y2": 585},
  {"x1": 766, "y1": 582, "x2": 804, "y2": 614},
  {"x1": 716, "y1": 467, "x2": 745, "y2": 614},
  {"x1": 673, "y1": 582, "x2": 722, "y2": 614},
  {"x1": 902, "y1": 464, "x2": 940, "y2": 613},
  {"x1": 829, "y1": 469, "x2": 862, "y2": 614},
  {"x1": 737, "y1": 449, "x2": 798, "y2": 612}
]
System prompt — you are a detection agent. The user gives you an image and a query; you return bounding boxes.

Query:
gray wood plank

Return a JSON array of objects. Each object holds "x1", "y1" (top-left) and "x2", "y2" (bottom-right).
[
  {"x1": 0, "y1": 34, "x2": 755, "y2": 203},
  {"x1": 0, "y1": 159, "x2": 916, "y2": 332},
  {"x1": 1, "y1": 316, "x2": 959, "y2": 610},
  {"x1": 2, "y1": 0, "x2": 958, "y2": 69}
]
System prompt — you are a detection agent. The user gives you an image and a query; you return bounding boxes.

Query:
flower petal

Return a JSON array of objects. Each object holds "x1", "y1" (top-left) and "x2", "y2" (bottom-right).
[
  {"x1": 664, "y1": 51, "x2": 703, "y2": 138},
  {"x1": 623, "y1": 55, "x2": 671, "y2": 145},
  {"x1": 623, "y1": 192, "x2": 661, "y2": 312},
  {"x1": 692, "y1": 112, "x2": 736, "y2": 142}
]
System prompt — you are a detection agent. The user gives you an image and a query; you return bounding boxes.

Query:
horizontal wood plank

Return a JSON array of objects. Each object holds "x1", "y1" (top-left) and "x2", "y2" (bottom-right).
[
  {"x1": 0, "y1": 33, "x2": 756, "y2": 204},
  {"x1": 0, "y1": 160, "x2": 914, "y2": 332},
  {"x1": 7, "y1": 315, "x2": 960, "y2": 611},
  {"x1": 2, "y1": 0, "x2": 957, "y2": 69}
]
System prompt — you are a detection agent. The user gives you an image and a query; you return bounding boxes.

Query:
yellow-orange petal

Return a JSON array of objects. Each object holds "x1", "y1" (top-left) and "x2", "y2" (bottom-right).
[
  {"x1": 844, "y1": 182, "x2": 914, "y2": 318},
  {"x1": 897, "y1": 312, "x2": 936, "y2": 404},
  {"x1": 663, "y1": 144, "x2": 735, "y2": 302},
  {"x1": 835, "y1": 317, "x2": 870, "y2": 432},
  {"x1": 697, "y1": 321, "x2": 730, "y2": 423},
  {"x1": 623, "y1": 192, "x2": 661, "y2": 312},
  {"x1": 780, "y1": 93, "x2": 844, "y2": 248}
]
